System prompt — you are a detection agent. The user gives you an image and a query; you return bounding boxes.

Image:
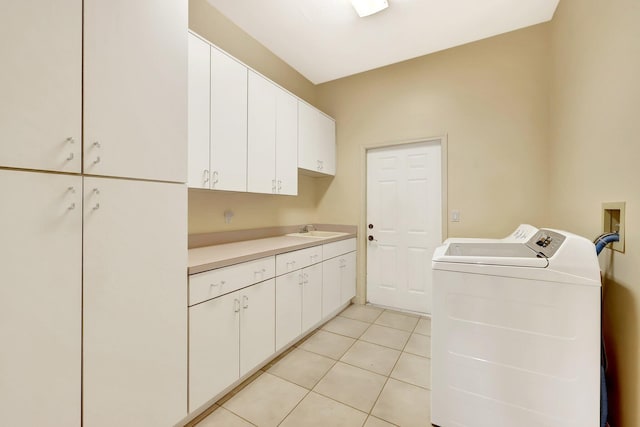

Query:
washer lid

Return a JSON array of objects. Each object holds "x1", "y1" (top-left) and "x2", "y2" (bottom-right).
[{"x1": 433, "y1": 242, "x2": 549, "y2": 268}]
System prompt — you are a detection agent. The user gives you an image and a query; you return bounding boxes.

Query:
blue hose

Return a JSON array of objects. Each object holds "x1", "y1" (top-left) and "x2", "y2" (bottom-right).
[
  {"x1": 595, "y1": 232, "x2": 619, "y2": 255},
  {"x1": 594, "y1": 232, "x2": 618, "y2": 427}
]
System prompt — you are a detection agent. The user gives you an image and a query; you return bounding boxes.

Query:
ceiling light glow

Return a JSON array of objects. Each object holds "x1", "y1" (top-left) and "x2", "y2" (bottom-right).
[{"x1": 350, "y1": 0, "x2": 389, "y2": 17}]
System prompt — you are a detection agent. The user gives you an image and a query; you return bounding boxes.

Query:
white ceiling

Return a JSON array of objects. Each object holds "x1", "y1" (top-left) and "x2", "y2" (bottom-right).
[{"x1": 206, "y1": 0, "x2": 560, "y2": 84}]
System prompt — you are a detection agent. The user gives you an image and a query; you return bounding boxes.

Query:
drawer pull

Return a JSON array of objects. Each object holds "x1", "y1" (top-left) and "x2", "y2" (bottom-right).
[
  {"x1": 242, "y1": 295, "x2": 249, "y2": 309},
  {"x1": 298, "y1": 273, "x2": 304, "y2": 285},
  {"x1": 234, "y1": 298, "x2": 240, "y2": 313}
]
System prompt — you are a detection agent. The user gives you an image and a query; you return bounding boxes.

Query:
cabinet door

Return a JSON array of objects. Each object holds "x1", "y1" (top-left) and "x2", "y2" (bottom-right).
[
  {"x1": 188, "y1": 33, "x2": 211, "y2": 189},
  {"x1": 247, "y1": 71, "x2": 277, "y2": 194},
  {"x1": 298, "y1": 101, "x2": 320, "y2": 172},
  {"x1": 322, "y1": 257, "x2": 342, "y2": 318},
  {"x1": 302, "y1": 263, "x2": 323, "y2": 332},
  {"x1": 318, "y1": 114, "x2": 336, "y2": 175},
  {"x1": 83, "y1": 177, "x2": 187, "y2": 427},
  {"x1": 275, "y1": 271, "x2": 303, "y2": 351},
  {"x1": 0, "y1": 1, "x2": 81, "y2": 173},
  {"x1": 340, "y1": 252, "x2": 357, "y2": 305},
  {"x1": 275, "y1": 88, "x2": 298, "y2": 195},
  {"x1": 210, "y1": 47, "x2": 248, "y2": 192},
  {"x1": 189, "y1": 292, "x2": 240, "y2": 412},
  {"x1": 0, "y1": 170, "x2": 81, "y2": 426},
  {"x1": 240, "y1": 279, "x2": 276, "y2": 376},
  {"x1": 84, "y1": 0, "x2": 187, "y2": 183}
]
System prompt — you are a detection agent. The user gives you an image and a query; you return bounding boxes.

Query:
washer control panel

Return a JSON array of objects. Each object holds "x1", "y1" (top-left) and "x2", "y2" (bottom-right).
[{"x1": 526, "y1": 229, "x2": 566, "y2": 258}]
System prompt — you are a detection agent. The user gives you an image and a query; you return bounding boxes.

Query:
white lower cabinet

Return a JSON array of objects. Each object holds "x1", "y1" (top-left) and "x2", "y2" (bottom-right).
[
  {"x1": 189, "y1": 278, "x2": 275, "y2": 412},
  {"x1": 275, "y1": 263, "x2": 322, "y2": 350},
  {"x1": 322, "y1": 238, "x2": 357, "y2": 317},
  {"x1": 0, "y1": 170, "x2": 82, "y2": 427}
]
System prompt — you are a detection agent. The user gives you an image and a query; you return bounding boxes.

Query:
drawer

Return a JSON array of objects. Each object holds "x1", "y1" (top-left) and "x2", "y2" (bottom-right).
[
  {"x1": 276, "y1": 245, "x2": 323, "y2": 276},
  {"x1": 189, "y1": 256, "x2": 275, "y2": 306},
  {"x1": 323, "y1": 238, "x2": 356, "y2": 260}
]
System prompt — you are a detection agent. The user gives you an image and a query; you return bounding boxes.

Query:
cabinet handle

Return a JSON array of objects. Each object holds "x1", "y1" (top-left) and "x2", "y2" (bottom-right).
[
  {"x1": 93, "y1": 156, "x2": 101, "y2": 165},
  {"x1": 234, "y1": 298, "x2": 240, "y2": 313},
  {"x1": 92, "y1": 188, "x2": 100, "y2": 195},
  {"x1": 272, "y1": 179, "x2": 276, "y2": 193},
  {"x1": 242, "y1": 295, "x2": 249, "y2": 309},
  {"x1": 298, "y1": 273, "x2": 304, "y2": 285},
  {"x1": 66, "y1": 137, "x2": 75, "y2": 144},
  {"x1": 92, "y1": 203, "x2": 100, "y2": 211},
  {"x1": 67, "y1": 203, "x2": 76, "y2": 211},
  {"x1": 303, "y1": 273, "x2": 309, "y2": 284},
  {"x1": 67, "y1": 186, "x2": 76, "y2": 194},
  {"x1": 203, "y1": 169, "x2": 210, "y2": 184},
  {"x1": 212, "y1": 171, "x2": 219, "y2": 184},
  {"x1": 66, "y1": 152, "x2": 74, "y2": 161},
  {"x1": 93, "y1": 141, "x2": 101, "y2": 148},
  {"x1": 278, "y1": 180, "x2": 282, "y2": 191}
]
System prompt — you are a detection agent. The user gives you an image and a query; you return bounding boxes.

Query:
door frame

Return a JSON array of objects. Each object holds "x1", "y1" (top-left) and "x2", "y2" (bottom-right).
[{"x1": 359, "y1": 135, "x2": 448, "y2": 306}]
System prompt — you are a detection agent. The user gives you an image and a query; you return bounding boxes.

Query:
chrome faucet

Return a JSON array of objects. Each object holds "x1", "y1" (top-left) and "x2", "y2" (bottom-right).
[{"x1": 301, "y1": 224, "x2": 316, "y2": 233}]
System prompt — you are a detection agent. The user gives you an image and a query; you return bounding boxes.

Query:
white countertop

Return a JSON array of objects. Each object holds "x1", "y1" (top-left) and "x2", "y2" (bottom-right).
[{"x1": 188, "y1": 233, "x2": 356, "y2": 275}]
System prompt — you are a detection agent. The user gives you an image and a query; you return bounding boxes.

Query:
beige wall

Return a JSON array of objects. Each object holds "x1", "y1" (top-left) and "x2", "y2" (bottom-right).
[
  {"x1": 188, "y1": 0, "x2": 323, "y2": 234},
  {"x1": 549, "y1": 0, "x2": 640, "y2": 425},
  {"x1": 315, "y1": 24, "x2": 552, "y2": 302}
]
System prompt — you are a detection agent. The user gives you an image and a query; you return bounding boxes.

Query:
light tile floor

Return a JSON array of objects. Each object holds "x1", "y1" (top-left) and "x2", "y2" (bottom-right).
[{"x1": 193, "y1": 305, "x2": 432, "y2": 427}]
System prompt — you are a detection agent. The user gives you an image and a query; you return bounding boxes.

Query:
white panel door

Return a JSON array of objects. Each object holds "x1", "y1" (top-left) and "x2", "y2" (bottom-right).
[
  {"x1": 188, "y1": 33, "x2": 211, "y2": 189},
  {"x1": 240, "y1": 279, "x2": 276, "y2": 376},
  {"x1": 210, "y1": 47, "x2": 248, "y2": 192},
  {"x1": 275, "y1": 271, "x2": 303, "y2": 350},
  {"x1": 248, "y1": 71, "x2": 277, "y2": 194},
  {"x1": 0, "y1": 170, "x2": 81, "y2": 427},
  {"x1": 322, "y1": 257, "x2": 342, "y2": 318},
  {"x1": 0, "y1": 1, "x2": 81, "y2": 173},
  {"x1": 275, "y1": 89, "x2": 298, "y2": 195},
  {"x1": 302, "y1": 263, "x2": 323, "y2": 331},
  {"x1": 84, "y1": 0, "x2": 187, "y2": 182},
  {"x1": 366, "y1": 141, "x2": 442, "y2": 314},
  {"x1": 189, "y1": 292, "x2": 240, "y2": 412},
  {"x1": 83, "y1": 177, "x2": 187, "y2": 427}
]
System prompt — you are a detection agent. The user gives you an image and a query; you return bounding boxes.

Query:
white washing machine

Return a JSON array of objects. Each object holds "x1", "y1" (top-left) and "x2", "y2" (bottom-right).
[
  {"x1": 431, "y1": 228, "x2": 601, "y2": 427},
  {"x1": 443, "y1": 223, "x2": 539, "y2": 244}
]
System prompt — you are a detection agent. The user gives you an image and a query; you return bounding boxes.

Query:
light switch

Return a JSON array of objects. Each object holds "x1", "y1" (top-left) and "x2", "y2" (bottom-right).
[{"x1": 451, "y1": 210, "x2": 460, "y2": 222}]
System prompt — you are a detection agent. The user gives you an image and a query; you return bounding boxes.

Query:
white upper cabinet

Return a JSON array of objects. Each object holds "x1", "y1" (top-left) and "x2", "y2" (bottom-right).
[
  {"x1": 248, "y1": 71, "x2": 298, "y2": 195},
  {"x1": 210, "y1": 46, "x2": 248, "y2": 192},
  {"x1": 83, "y1": 0, "x2": 187, "y2": 183},
  {"x1": 188, "y1": 33, "x2": 211, "y2": 189},
  {"x1": 275, "y1": 88, "x2": 299, "y2": 195},
  {"x1": 248, "y1": 71, "x2": 277, "y2": 194},
  {"x1": 0, "y1": 170, "x2": 82, "y2": 427},
  {"x1": 298, "y1": 101, "x2": 336, "y2": 176},
  {"x1": 0, "y1": 1, "x2": 81, "y2": 173}
]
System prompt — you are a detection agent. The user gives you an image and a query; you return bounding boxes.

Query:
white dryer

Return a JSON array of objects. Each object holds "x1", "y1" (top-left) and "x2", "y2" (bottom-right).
[
  {"x1": 431, "y1": 228, "x2": 601, "y2": 427},
  {"x1": 443, "y1": 223, "x2": 539, "y2": 244}
]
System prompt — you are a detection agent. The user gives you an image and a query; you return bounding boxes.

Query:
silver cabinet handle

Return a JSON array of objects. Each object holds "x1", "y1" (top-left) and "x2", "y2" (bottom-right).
[
  {"x1": 68, "y1": 186, "x2": 76, "y2": 194},
  {"x1": 278, "y1": 180, "x2": 282, "y2": 191},
  {"x1": 66, "y1": 137, "x2": 75, "y2": 144},
  {"x1": 66, "y1": 152, "x2": 74, "y2": 161},
  {"x1": 92, "y1": 203, "x2": 100, "y2": 211},
  {"x1": 93, "y1": 141, "x2": 101, "y2": 148},
  {"x1": 203, "y1": 169, "x2": 210, "y2": 184},
  {"x1": 93, "y1": 156, "x2": 101, "y2": 165},
  {"x1": 67, "y1": 203, "x2": 76, "y2": 210},
  {"x1": 234, "y1": 298, "x2": 240, "y2": 313},
  {"x1": 298, "y1": 273, "x2": 304, "y2": 285},
  {"x1": 272, "y1": 179, "x2": 276, "y2": 193},
  {"x1": 212, "y1": 171, "x2": 219, "y2": 184},
  {"x1": 303, "y1": 273, "x2": 309, "y2": 284},
  {"x1": 242, "y1": 295, "x2": 249, "y2": 309}
]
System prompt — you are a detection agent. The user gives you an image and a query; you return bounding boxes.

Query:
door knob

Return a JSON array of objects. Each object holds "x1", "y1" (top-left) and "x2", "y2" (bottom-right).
[
  {"x1": 368, "y1": 224, "x2": 374, "y2": 229},
  {"x1": 368, "y1": 235, "x2": 377, "y2": 242}
]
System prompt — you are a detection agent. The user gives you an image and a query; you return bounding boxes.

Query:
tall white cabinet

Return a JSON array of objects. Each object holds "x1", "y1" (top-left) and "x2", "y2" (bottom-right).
[
  {"x1": 0, "y1": 170, "x2": 82, "y2": 427},
  {"x1": 84, "y1": 0, "x2": 187, "y2": 182},
  {"x1": 83, "y1": 178, "x2": 187, "y2": 427},
  {"x1": 0, "y1": 1, "x2": 81, "y2": 173},
  {"x1": 0, "y1": 1, "x2": 188, "y2": 426}
]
